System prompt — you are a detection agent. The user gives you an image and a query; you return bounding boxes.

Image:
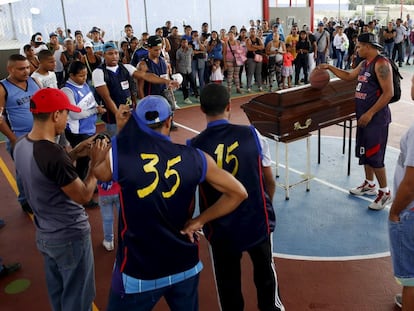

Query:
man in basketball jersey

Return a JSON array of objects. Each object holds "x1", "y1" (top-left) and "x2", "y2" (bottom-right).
[
  {"x1": 0, "y1": 54, "x2": 41, "y2": 214},
  {"x1": 92, "y1": 42, "x2": 177, "y2": 137},
  {"x1": 93, "y1": 95, "x2": 247, "y2": 310},
  {"x1": 189, "y1": 83, "x2": 284, "y2": 311},
  {"x1": 319, "y1": 32, "x2": 393, "y2": 211},
  {"x1": 137, "y1": 35, "x2": 169, "y2": 98}
]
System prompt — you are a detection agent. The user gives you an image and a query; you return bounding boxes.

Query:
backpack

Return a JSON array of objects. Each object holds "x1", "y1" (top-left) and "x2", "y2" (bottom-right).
[{"x1": 371, "y1": 54, "x2": 402, "y2": 103}]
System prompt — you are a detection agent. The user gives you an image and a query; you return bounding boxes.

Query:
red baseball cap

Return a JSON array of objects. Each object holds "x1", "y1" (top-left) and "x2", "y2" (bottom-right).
[{"x1": 30, "y1": 88, "x2": 81, "y2": 114}]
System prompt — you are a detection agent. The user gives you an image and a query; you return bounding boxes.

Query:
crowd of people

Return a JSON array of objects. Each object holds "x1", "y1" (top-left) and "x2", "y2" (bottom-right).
[{"x1": 1, "y1": 14, "x2": 414, "y2": 311}]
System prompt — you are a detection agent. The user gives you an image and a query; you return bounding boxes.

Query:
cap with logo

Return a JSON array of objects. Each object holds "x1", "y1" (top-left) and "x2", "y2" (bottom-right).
[
  {"x1": 136, "y1": 95, "x2": 172, "y2": 125},
  {"x1": 103, "y1": 42, "x2": 117, "y2": 53},
  {"x1": 31, "y1": 33, "x2": 44, "y2": 44},
  {"x1": 357, "y1": 32, "x2": 383, "y2": 50},
  {"x1": 84, "y1": 41, "x2": 93, "y2": 49},
  {"x1": 49, "y1": 32, "x2": 57, "y2": 38},
  {"x1": 147, "y1": 35, "x2": 163, "y2": 48},
  {"x1": 318, "y1": 22, "x2": 324, "y2": 27},
  {"x1": 90, "y1": 26, "x2": 100, "y2": 33},
  {"x1": 30, "y1": 88, "x2": 81, "y2": 114}
]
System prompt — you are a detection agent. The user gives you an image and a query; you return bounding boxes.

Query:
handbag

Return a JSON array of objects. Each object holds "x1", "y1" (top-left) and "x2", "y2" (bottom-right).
[{"x1": 254, "y1": 53, "x2": 263, "y2": 63}]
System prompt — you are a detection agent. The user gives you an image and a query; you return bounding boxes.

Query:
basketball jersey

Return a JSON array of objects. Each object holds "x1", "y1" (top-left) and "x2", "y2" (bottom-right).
[
  {"x1": 112, "y1": 112, "x2": 207, "y2": 280},
  {"x1": 190, "y1": 120, "x2": 275, "y2": 252},
  {"x1": 142, "y1": 57, "x2": 167, "y2": 96},
  {"x1": 64, "y1": 81, "x2": 97, "y2": 135},
  {"x1": 0, "y1": 77, "x2": 39, "y2": 137},
  {"x1": 355, "y1": 55, "x2": 391, "y2": 126},
  {"x1": 99, "y1": 63, "x2": 132, "y2": 124}
]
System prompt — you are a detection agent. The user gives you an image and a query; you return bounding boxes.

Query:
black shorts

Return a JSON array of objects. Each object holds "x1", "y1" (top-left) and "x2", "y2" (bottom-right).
[{"x1": 355, "y1": 123, "x2": 389, "y2": 168}]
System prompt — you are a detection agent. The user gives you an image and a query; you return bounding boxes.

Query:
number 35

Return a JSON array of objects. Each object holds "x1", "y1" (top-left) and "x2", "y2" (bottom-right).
[{"x1": 137, "y1": 153, "x2": 182, "y2": 199}]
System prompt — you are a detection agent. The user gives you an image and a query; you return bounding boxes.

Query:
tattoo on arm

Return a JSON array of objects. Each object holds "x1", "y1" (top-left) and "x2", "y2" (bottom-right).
[{"x1": 377, "y1": 63, "x2": 390, "y2": 80}]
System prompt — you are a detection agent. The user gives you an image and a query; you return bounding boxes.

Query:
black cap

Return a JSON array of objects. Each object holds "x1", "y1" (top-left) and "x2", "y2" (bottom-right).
[
  {"x1": 90, "y1": 26, "x2": 100, "y2": 33},
  {"x1": 147, "y1": 35, "x2": 163, "y2": 47},
  {"x1": 357, "y1": 32, "x2": 383, "y2": 50}
]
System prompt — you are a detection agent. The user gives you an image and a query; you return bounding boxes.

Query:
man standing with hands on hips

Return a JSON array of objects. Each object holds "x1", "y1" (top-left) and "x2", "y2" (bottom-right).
[{"x1": 319, "y1": 32, "x2": 393, "y2": 211}]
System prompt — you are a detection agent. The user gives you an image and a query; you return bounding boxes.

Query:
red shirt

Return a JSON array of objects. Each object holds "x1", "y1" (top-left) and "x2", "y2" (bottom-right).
[{"x1": 283, "y1": 52, "x2": 294, "y2": 67}]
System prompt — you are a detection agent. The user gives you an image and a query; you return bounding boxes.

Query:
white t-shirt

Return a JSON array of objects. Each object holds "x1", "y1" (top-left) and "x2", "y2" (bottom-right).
[
  {"x1": 31, "y1": 71, "x2": 58, "y2": 88},
  {"x1": 255, "y1": 128, "x2": 272, "y2": 167},
  {"x1": 92, "y1": 64, "x2": 136, "y2": 88}
]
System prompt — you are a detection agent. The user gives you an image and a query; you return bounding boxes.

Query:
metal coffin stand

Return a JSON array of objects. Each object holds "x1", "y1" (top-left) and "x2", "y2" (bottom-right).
[{"x1": 241, "y1": 79, "x2": 356, "y2": 200}]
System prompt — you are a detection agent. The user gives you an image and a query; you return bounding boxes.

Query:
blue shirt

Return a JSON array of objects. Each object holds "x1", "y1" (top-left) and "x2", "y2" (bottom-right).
[{"x1": 0, "y1": 77, "x2": 39, "y2": 137}]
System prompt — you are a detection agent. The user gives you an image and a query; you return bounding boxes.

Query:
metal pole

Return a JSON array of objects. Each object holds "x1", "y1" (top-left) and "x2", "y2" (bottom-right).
[
  {"x1": 209, "y1": 0, "x2": 212, "y2": 30},
  {"x1": 143, "y1": 0, "x2": 148, "y2": 32},
  {"x1": 8, "y1": 3, "x2": 17, "y2": 40},
  {"x1": 338, "y1": 0, "x2": 341, "y2": 22},
  {"x1": 60, "y1": 0, "x2": 68, "y2": 36},
  {"x1": 125, "y1": 0, "x2": 131, "y2": 25},
  {"x1": 361, "y1": 0, "x2": 365, "y2": 23}
]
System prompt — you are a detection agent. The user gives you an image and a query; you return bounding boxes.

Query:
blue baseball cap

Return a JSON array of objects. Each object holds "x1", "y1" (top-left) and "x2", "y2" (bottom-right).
[
  {"x1": 103, "y1": 42, "x2": 117, "y2": 53},
  {"x1": 136, "y1": 95, "x2": 172, "y2": 125}
]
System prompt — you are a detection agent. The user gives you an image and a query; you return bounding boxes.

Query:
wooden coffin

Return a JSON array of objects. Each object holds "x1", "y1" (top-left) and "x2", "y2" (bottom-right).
[{"x1": 241, "y1": 79, "x2": 356, "y2": 141}]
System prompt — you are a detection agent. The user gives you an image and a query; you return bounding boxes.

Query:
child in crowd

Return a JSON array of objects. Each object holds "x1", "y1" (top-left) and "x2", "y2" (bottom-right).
[
  {"x1": 31, "y1": 50, "x2": 58, "y2": 88},
  {"x1": 281, "y1": 43, "x2": 294, "y2": 89},
  {"x1": 210, "y1": 59, "x2": 224, "y2": 84},
  {"x1": 98, "y1": 179, "x2": 121, "y2": 251}
]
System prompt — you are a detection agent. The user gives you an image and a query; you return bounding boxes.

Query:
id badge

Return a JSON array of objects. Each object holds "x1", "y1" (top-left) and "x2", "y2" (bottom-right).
[{"x1": 121, "y1": 80, "x2": 129, "y2": 90}]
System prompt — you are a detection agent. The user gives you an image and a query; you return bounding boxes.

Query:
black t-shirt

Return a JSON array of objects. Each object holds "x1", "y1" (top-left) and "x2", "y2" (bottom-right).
[{"x1": 33, "y1": 140, "x2": 78, "y2": 187}]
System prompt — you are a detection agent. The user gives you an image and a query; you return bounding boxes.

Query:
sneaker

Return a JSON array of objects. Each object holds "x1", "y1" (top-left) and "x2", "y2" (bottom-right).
[
  {"x1": 174, "y1": 102, "x2": 181, "y2": 109},
  {"x1": 183, "y1": 98, "x2": 192, "y2": 104},
  {"x1": 349, "y1": 181, "x2": 377, "y2": 196},
  {"x1": 247, "y1": 88, "x2": 252, "y2": 93},
  {"x1": 395, "y1": 293, "x2": 402, "y2": 308},
  {"x1": 258, "y1": 87, "x2": 263, "y2": 92},
  {"x1": 0, "y1": 262, "x2": 21, "y2": 278},
  {"x1": 368, "y1": 190, "x2": 392, "y2": 210},
  {"x1": 102, "y1": 240, "x2": 114, "y2": 251}
]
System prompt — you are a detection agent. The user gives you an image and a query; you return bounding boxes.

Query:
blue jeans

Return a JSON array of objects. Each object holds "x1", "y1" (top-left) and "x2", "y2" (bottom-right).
[
  {"x1": 36, "y1": 233, "x2": 96, "y2": 311},
  {"x1": 389, "y1": 209, "x2": 414, "y2": 286},
  {"x1": 99, "y1": 194, "x2": 120, "y2": 242},
  {"x1": 316, "y1": 51, "x2": 327, "y2": 65},
  {"x1": 106, "y1": 274, "x2": 199, "y2": 311},
  {"x1": 384, "y1": 42, "x2": 394, "y2": 58},
  {"x1": 191, "y1": 58, "x2": 206, "y2": 90},
  {"x1": 335, "y1": 49, "x2": 345, "y2": 69}
]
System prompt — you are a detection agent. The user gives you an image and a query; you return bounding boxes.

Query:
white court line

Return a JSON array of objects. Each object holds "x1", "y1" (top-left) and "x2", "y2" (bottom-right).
[
  {"x1": 273, "y1": 252, "x2": 391, "y2": 261},
  {"x1": 175, "y1": 122, "x2": 394, "y2": 260}
]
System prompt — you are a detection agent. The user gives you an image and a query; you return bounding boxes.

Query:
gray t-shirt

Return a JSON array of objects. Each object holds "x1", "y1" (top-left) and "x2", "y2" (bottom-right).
[
  {"x1": 14, "y1": 137, "x2": 90, "y2": 240},
  {"x1": 313, "y1": 30, "x2": 329, "y2": 52}
]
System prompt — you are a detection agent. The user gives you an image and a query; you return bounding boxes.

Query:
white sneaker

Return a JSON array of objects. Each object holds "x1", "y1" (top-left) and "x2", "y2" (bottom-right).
[
  {"x1": 102, "y1": 240, "x2": 114, "y2": 251},
  {"x1": 395, "y1": 293, "x2": 402, "y2": 308},
  {"x1": 349, "y1": 181, "x2": 377, "y2": 196},
  {"x1": 183, "y1": 98, "x2": 192, "y2": 104},
  {"x1": 368, "y1": 190, "x2": 392, "y2": 210},
  {"x1": 174, "y1": 102, "x2": 181, "y2": 109},
  {"x1": 247, "y1": 88, "x2": 252, "y2": 93}
]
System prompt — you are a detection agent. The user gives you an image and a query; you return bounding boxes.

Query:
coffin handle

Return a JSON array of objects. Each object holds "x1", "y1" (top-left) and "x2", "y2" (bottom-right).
[{"x1": 294, "y1": 118, "x2": 312, "y2": 131}]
